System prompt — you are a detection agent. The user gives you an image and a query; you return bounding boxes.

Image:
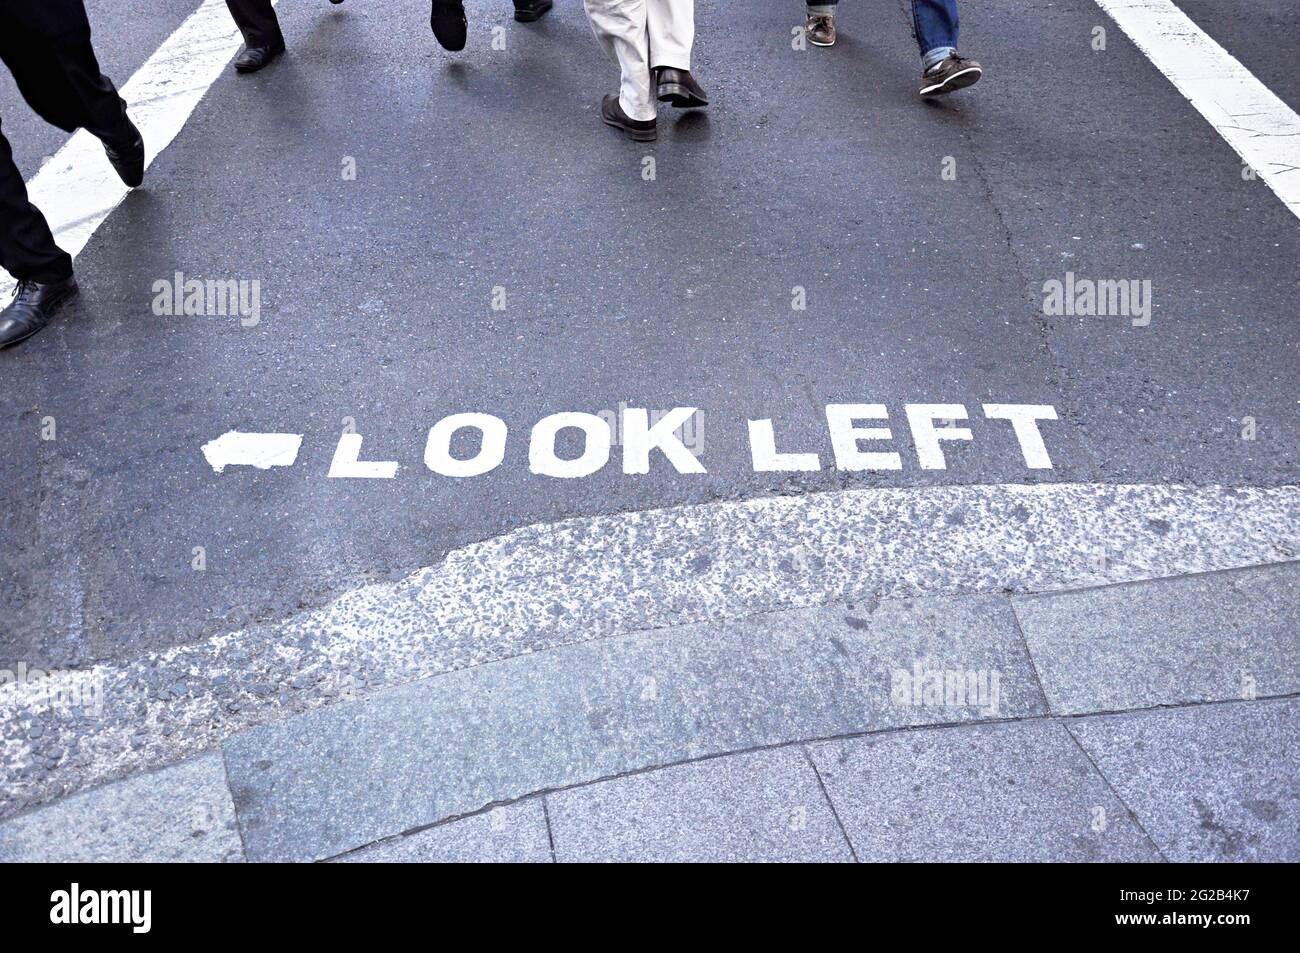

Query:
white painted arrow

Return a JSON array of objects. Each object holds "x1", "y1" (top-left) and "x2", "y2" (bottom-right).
[{"x1": 201, "y1": 431, "x2": 302, "y2": 473}]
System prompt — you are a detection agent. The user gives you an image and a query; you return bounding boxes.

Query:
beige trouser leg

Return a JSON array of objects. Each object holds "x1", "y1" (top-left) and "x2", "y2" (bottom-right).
[
  {"x1": 646, "y1": 0, "x2": 693, "y2": 71},
  {"x1": 583, "y1": 0, "x2": 656, "y2": 121}
]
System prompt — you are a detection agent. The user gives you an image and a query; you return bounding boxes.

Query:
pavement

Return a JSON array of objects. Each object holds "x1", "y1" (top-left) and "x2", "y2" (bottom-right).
[{"x1": 0, "y1": 0, "x2": 1297, "y2": 862}]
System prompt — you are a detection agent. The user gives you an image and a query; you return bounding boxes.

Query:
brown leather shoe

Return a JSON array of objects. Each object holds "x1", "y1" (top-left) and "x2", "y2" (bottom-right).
[
  {"x1": 806, "y1": 13, "x2": 836, "y2": 47},
  {"x1": 919, "y1": 54, "x2": 983, "y2": 97}
]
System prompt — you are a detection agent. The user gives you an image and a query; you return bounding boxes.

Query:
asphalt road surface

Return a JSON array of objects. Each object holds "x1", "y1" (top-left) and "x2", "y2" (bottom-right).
[
  {"x1": 0, "y1": 0, "x2": 1297, "y2": 865},
  {"x1": 2, "y1": 0, "x2": 1300, "y2": 868},
  {"x1": 0, "y1": 2, "x2": 1296, "y2": 684}
]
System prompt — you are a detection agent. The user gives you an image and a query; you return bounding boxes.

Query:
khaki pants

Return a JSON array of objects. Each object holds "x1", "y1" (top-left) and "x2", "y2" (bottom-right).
[{"x1": 583, "y1": 0, "x2": 694, "y2": 121}]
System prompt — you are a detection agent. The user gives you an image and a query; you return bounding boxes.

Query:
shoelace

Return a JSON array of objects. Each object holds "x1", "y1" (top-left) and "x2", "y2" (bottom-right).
[{"x1": 11, "y1": 280, "x2": 39, "y2": 306}]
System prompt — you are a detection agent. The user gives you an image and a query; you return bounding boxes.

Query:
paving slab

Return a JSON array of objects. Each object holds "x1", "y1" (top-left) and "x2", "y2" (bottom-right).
[
  {"x1": 547, "y1": 746, "x2": 852, "y2": 862},
  {"x1": 8, "y1": 483, "x2": 1293, "y2": 826},
  {"x1": 0, "y1": 752, "x2": 242, "y2": 862},
  {"x1": 1014, "y1": 562, "x2": 1300, "y2": 714},
  {"x1": 329, "y1": 800, "x2": 552, "y2": 863},
  {"x1": 222, "y1": 593, "x2": 1044, "y2": 861},
  {"x1": 1068, "y1": 698, "x2": 1300, "y2": 862},
  {"x1": 809, "y1": 720, "x2": 1161, "y2": 862}
]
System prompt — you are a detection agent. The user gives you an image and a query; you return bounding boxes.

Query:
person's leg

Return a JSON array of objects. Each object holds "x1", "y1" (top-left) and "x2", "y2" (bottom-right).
[
  {"x1": 47, "y1": 39, "x2": 134, "y2": 147},
  {"x1": 0, "y1": 117, "x2": 72, "y2": 285},
  {"x1": 0, "y1": 116, "x2": 79, "y2": 350},
  {"x1": 584, "y1": 0, "x2": 655, "y2": 122},
  {"x1": 912, "y1": 0, "x2": 980, "y2": 96},
  {"x1": 226, "y1": 0, "x2": 286, "y2": 70},
  {"x1": 0, "y1": 12, "x2": 131, "y2": 143},
  {"x1": 912, "y1": 0, "x2": 959, "y2": 73},
  {"x1": 225, "y1": 0, "x2": 284, "y2": 50},
  {"x1": 0, "y1": 7, "x2": 143, "y2": 185},
  {"x1": 646, "y1": 0, "x2": 691, "y2": 72},
  {"x1": 647, "y1": 0, "x2": 707, "y2": 108}
]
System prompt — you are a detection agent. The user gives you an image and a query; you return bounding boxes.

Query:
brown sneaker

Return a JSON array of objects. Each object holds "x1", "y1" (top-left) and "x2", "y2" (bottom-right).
[
  {"x1": 919, "y1": 54, "x2": 982, "y2": 97},
  {"x1": 806, "y1": 13, "x2": 836, "y2": 47}
]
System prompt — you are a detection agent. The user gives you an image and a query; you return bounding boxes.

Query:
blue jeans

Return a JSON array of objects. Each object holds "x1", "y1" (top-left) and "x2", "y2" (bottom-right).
[{"x1": 807, "y1": 0, "x2": 959, "y2": 66}]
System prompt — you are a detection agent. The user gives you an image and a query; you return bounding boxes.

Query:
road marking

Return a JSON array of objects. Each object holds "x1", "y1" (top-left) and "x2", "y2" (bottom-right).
[
  {"x1": 201, "y1": 431, "x2": 302, "y2": 472},
  {"x1": 0, "y1": 0, "x2": 264, "y2": 299},
  {"x1": 1095, "y1": 0, "x2": 1300, "y2": 220},
  {"x1": 201, "y1": 403, "x2": 1064, "y2": 477},
  {"x1": 2, "y1": 481, "x2": 1296, "y2": 819}
]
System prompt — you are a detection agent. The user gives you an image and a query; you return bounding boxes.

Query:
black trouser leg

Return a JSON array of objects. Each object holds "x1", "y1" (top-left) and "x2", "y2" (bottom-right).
[
  {"x1": 0, "y1": 17, "x2": 133, "y2": 147},
  {"x1": 225, "y1": 0, "x2": 285, "y2": 48},
  {"x1": 0, "y1": 116, "x2": 72, "y2": 284},
  {"x1": 0, "y1": 2, "x2": 129, "y2": 282}
]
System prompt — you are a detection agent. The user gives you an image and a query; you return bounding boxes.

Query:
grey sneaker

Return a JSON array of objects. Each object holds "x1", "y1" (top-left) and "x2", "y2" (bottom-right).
[
  {"x1": 806, "y1": 13, "x2": 836, "y2": 47},
  {"x1": 919, "y1": 53, "x2": 982, "y2": 96}
]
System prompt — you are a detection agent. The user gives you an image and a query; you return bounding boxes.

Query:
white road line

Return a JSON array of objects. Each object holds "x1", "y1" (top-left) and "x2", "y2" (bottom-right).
[
  {"x1": 1095, "y1": 0, "x2": 1300, "y2": 220},
  {"x1": 0, "y1": 0, "x2": 263, "y2": 299}
]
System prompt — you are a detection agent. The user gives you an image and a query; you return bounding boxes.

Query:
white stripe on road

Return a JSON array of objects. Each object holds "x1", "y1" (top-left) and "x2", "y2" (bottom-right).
[
  {"x1": 0, "y1": 0, "x2": 263, "y2": 298},
  {"x1": 1095, "y1": 0, "x2": 1300, "y2": 220}
]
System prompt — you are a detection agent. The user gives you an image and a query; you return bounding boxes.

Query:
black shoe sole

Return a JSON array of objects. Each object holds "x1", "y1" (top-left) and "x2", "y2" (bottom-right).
[
  {"x1": 105, "y1": 128, "x2": 145, "y2": 188},
  {"x1": 431, "y1": 1, "x2": 468, "y2": 51},
  {"x1": 0, "y1": 283, "x2": 78, "y2": 350},
  {"x1": 656, "y1": 83, "x2": 708, "y2": 108},
  {"x1": 919, "y1": 65, "x2": 982, "y2": 97},
  {"x1": 514, "y1": 1, "x2": 553, "y2": 22},
  {"x1": 600, "y1": 113, "x2": 657, "y2": 142},
  {"x1": 233, "y1": 44, "x2": 285, "y2": 73},
  {"x1": 110, "y1": 158, "x2": 145, "y2": 189}
]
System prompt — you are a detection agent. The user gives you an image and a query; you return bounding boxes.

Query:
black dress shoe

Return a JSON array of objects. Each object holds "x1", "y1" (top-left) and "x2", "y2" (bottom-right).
[
  {"x1": 600, "y1": 94, "x2": 656, "y2": 142},
  {"x1": 655, "y1": 67, "x2": 709, "y2": 107},
  {"x1": 233, "y1": 39, "x2": 285, "y2": 73},
  {"x1": 103, "y1": 119, "x2": 145, "y2": 188},
  {"x1": 0, "y1": 277, "x2": 79, "y2": 350},
  {"x1": 430, "y1": 0, "x2": 467, "y2": 51},
  {"x1": 514, "y1": 0, "x2": 553, "y2": 22}
]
